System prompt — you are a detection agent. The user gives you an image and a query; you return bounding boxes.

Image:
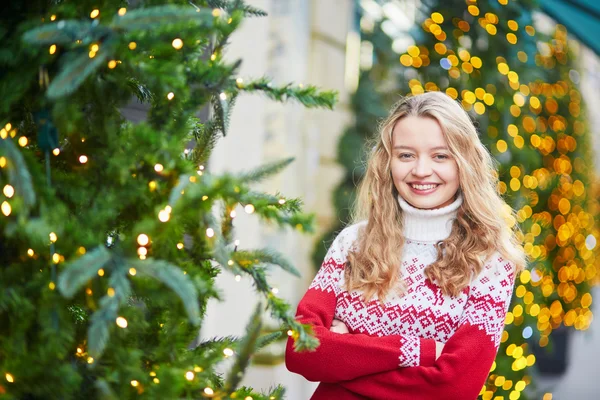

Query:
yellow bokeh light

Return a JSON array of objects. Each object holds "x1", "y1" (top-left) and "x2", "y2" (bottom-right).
[
  {"x1": 1, "y1": 201, "x2": 11, "y2": 216},
  {"x1": 474, "y1": 102, "x2": 485, "y2": 115},
  {"x1": 510, "y1": 178, "x2": 521, "y2": 191},
  {"x1": 116, "y1": 316, "x2": 128, "y2": 328},
  {"x1": 496, "y1": 140, "x2": 508, "y2": 153},
  {"x1": 407, "y1": 46, "x2": 420, "y2": 57},
  {"x1": 468, "y1": 5, "x2": 480, "y2": 16},
  {"x1": 463, "y1": 91, "x2": 476, "y2": 104},
  {"x1": 90, "y1": 9, "x2": 100, "y2": 18},
  {"x1": 431, "y1": 12, "x2": 444, "y2": 24},
  {"x1": 137, "y1": 234, "x2": 149, "y2": 246},
  {"x1": 498, "y1": 62, "x2": 509, "y2": 75},
  {"x1": 172, "y1": 38, "x2": 184, "y2": 50}
]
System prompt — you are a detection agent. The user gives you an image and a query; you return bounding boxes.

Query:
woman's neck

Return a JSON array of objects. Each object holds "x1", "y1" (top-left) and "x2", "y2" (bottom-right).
[{"x1": 397, "y1": 194, "x2": 463, "y2": 242}]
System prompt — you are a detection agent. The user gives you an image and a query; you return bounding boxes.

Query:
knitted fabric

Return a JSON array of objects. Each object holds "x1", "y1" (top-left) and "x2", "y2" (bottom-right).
[{"x1": 285, "y1": 195, "x2": 515, "y2": 400}]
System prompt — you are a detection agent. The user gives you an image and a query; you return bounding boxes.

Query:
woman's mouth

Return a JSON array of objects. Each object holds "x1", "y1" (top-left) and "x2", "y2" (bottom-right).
[{"x1": 408, "y1": 183, "x2": 440, "y2": 195}]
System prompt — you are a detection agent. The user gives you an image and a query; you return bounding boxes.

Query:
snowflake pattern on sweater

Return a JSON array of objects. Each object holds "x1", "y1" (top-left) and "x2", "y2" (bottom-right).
[{"x1": 286, "y1": 219, "x2": 517, "y2": 400}]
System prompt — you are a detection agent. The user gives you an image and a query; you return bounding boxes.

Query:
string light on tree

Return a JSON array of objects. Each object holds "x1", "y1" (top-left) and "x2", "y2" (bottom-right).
[
  {"x1": 206, "y1": 228, "x2": 214, "y2": 238},
  {"x1": 167, "y1": 92, "x2": 175, "y2": 100},
  {"x1": 118, "y1": 7, "x2": 126, "y2": 16},
  {"x1": 158, "y1": 209, "x2": 170, "y2": 222},
  {"x1": 52, "y1": 148, "x2": 60, "y2": 156},
  {"x1": 185, "y1": 371, "x2": 194, "y2": 381},
  {"x1": 244, "y1": 204, "x2": 255, "y2": 214},
  {"x1": 90, "y1": 9, "x2": 99, "y2": 18},
  {"x1": 137, "y1": 234, "x2": 149, "y2": 246},
  {"x1": 172, "y1": 38, "x2": 183, "y2": 49},
  {"x1": 5, "y1": 373, "x2": 14, "y2": 383},
  {"x1": 79, "y1": 155, "x2": 88, "y2": 164},
  {"x1": 116, "y1": 317, "x2": 128, "y2": 328},
  {"x1": 3, "y1": 185, "x2": 14, "y2": 198},
  {"x1": 2, "y1": 201, "x2": 11, "y2": 216}
]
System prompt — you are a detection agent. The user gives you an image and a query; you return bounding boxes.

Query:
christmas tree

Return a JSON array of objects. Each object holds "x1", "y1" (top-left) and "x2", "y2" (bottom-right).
[
  {"x1": 321, "y1": 1, "x2": 598, "y2": 399},
  {"x1": 0, "y1": 1, "x2": 335, "y2": 398}
]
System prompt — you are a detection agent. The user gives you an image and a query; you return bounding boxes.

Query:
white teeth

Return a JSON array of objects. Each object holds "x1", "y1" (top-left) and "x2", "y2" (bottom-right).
[{"x1": 411, "y1": 184, "x2": 438, "y2": 190}]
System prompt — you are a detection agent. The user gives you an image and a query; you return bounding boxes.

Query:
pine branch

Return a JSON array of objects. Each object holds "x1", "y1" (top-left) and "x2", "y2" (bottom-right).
[
  {"x1": 233, "y1": 249, "x2": 300, "y2": 277},
  {"x1": 236, "y1": 158, "x2": 294, "y2": 183},
  {"x1": 206, "y1": 0, "x2": 268, "y2": 17},
  {"x1": 223, "y1": 302, "x2": 263, "y2": 394},
  {"x1": 46, "y1": 47, "x2": 113, "y2": 99},
  {"x1": 211, "y1": 91, "x2": 238, "y2": 136},
  {"x1": 88, "y1": 266, "x2": 131, "y2": 359},
  {"x1": 58, "y1": 246, "x2": 112, "y2": 298},
  {"x1": 22, "y1": 20, "x2": 107, "y2": 45},
  {"x1": 238, "y1": 78, "x2": 337, "y2": 109},
  {"x1": 126, "y1": 78, "x2": 154, "y2": 103},
  {"x1": 131, "y1": 258, "x2": 201, "y2": 325},
  {"x1": 110, "y1": 6, "x2": 214, "y2": 32},
  {"x1": 255, "y1": 331, "x2": 282, "y2": 351},
  {"x1": 95, "y1": 379, "x2": 118, "y2": 400},
  {"x1": 168, "y1": 174, "x2": 193, "y2": 206},
  {"x1": 0, "y1": 136, "x2": 36, "y2": 208},
  {"x1": 191, "y1": 119, "x2": 221, "y2": 165}
]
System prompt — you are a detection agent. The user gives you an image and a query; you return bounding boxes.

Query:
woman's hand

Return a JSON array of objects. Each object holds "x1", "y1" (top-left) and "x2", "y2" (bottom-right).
[{"x1": 330, "y1": 319, "x2": 349, "y2": 334}]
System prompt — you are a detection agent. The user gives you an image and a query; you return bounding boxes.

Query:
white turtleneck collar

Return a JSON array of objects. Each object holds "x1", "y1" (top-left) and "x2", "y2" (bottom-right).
[{"x1": 397, "y1": 193, "x2": 463, "y2": 243}]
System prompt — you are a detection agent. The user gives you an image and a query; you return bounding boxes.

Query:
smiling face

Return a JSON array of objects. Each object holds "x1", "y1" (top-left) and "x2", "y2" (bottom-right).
[{"x1": 390, "y1": 115, "x2": 460, "y2": 210}]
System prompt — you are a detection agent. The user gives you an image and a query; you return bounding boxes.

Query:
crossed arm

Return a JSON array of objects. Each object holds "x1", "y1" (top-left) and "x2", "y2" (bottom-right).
[{"x1": 285, "y1": 247, "x2": 515, "y2": 399}]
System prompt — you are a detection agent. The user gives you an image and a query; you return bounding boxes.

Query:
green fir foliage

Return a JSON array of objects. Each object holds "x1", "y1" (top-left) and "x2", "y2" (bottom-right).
[{"x1": 0, "y1": 0, "x2": 336, "y2": 398}]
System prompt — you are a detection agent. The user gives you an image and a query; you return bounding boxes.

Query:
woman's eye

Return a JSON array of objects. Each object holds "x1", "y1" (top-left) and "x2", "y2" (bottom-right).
[
  {"x1": 435, "y1": 154, "x2": 450, "y2": 160},
  {"x1": 398, "y1": 153, "x2": 413, "y2": 159}
]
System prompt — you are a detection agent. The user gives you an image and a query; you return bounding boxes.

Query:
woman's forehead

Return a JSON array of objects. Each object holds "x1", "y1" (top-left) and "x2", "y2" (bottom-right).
[{"x1": 392, "y1": 116, "x2": 447, "y2": 147}]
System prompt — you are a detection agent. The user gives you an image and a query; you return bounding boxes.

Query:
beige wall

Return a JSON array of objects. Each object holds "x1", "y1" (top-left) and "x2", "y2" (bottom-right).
[{"x1": 203, "y1": 1, "x2": 356, "y2": 399}]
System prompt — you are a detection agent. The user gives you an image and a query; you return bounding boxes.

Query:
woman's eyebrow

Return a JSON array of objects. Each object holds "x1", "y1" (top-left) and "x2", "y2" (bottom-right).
[{"x1": 393, "y1": 145, "x2": 449, "y2": 151}]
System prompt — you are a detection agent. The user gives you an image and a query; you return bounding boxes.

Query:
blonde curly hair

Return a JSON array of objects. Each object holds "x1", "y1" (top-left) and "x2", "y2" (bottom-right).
[{"x1": 346, "y1": 91, "x2": 526, "y2": 302}]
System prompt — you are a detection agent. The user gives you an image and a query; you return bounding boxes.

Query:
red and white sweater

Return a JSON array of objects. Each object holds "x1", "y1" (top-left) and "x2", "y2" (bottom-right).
[{"x1": 286, "y1": 195, "x2": 516, "y2": 400}]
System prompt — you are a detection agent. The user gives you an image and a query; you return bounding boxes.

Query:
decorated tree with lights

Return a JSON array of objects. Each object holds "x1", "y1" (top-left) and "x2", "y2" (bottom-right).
[
  {"x1": 0, "y1": 1, "x2": 334, "y2": 398},
  {"x1": 324, "y1": 0, "x2": 598, "y2": 399}
]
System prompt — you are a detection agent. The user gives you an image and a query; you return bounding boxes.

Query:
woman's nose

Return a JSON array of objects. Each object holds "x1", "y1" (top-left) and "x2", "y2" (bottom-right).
[{"x1": 412, "y1": 158, "x2": 433, "y2": 177}]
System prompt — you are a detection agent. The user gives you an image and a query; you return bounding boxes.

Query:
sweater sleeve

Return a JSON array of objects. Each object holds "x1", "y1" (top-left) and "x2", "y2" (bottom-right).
[
  {"x1": 285, "y1": 225, "x2": 437, "y2": 383},
  {"x1": 337, "y1": 255, "x2": 516, "y2": 400}
]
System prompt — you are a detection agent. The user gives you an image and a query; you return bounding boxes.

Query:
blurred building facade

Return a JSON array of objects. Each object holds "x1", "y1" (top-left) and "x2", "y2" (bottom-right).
[{"x1": 202, "y1": 1, "x2": 356, "y2": 398}]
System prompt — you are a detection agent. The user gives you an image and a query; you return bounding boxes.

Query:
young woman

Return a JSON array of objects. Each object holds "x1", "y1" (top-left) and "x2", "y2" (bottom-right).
[{"x1": 285, "y1": 91, "x2": 526, "y2": 400}]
